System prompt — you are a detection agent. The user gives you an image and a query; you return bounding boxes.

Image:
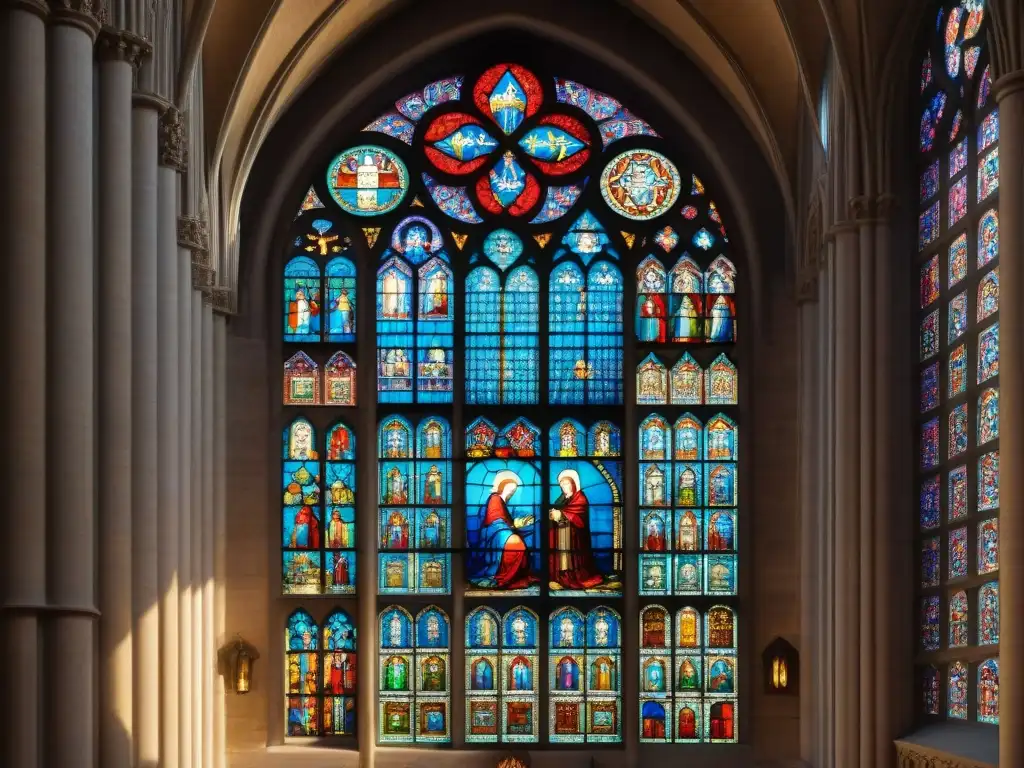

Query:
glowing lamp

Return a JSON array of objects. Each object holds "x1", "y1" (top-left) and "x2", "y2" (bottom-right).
[
  {"x1": 231, "y1": 635, "x2": 259, "y2": 694},
  {"x1": 762, "y1": 636, "x2": 799, "y2": 695}
]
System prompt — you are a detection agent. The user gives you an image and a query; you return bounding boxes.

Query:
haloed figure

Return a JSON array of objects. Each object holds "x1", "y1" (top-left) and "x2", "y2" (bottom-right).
[
  {"x1": 471, "y1": 471, "x2": 537, "y2": 589},
  {"x1": 548, "y1": 469, "x2": 602, "y2": 590}
]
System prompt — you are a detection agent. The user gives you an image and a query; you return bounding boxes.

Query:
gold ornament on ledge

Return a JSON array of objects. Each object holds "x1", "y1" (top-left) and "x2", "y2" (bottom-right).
[{"x1": 496, "y1": 757, "x2": 529, "y2": 768}]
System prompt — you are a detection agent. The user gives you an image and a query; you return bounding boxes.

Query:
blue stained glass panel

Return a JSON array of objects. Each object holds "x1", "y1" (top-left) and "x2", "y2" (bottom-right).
[
  {"x1": 949, "y1": 465, "x2": 968, "y2": 521},
  {"x1": 949, "y1": 138, "x2": 968, "y2": 178},
  {"x1": 979, "y1": 109, "x2": 999, "y2": 151},
  {"x1": 920, "y1": 160, "x2": 940, "y2": 201},
  {"x1": 364, "y1": 112, "x2": 416, "y2": 144},
  {"x1": 949, "y1": 403, "x2": 968, "y2": 458},
  {"x1": 482, "y1": 229, "x2": 524, "y2": 271},
  {"x1": 325, "y1": 258, "x2": 356, "y2": 343},
  {"x1": 921, "y1": 418, "x2": 939, "y2": 470},
  {"x1": 949, "y1": 233, "x2": 968, "y2": 286},
  {"x1": 978, "y1": 388, "x2": 999, "y2": 444},
  {"x1": 921, "y1": 310, "x2": 939, "y2": 361},
  {"x1": 979, "y1": 148, "x2": 999, "y2": 201},
  {"x1": 422, "y1": 174, "x2": 484, "y2": 224},
  {"x1": 978, "y1": 323, "x2": 999, "y2": 383},
  {"x1": 948, "y1": 292, "x2": 968, "y2": 343},
  {"x1": 979, "y1": 210, "x2": 999, "y2": 267},
  {"x1": 921, "y1": 596, "x2": 940, "y2": 651},
  {"x1": 433, "y1": 124, "x2": 499, "y2": 161},
  {"x1": 921, "y1": 362, "x2": 939, "y2": 412},
  {"x1": 922, "y1": 536, "x2": 940, "y2": 587},
  {"x1": 488, "y1": 152, "x2": 529, "y2": 209},
  {"x1": 529, "y1": 183, "x2": 585, "y2": 224},
  {"x1": 519, "y1": 126, "x2": 586, "y2": 161},
  {"x1": 949, "y1": 527, "x2": 968, "y2": 579},
  {"x1": 920, "y1": 476, "x2": 940, "y2": 530},
  {"x1": 978, "y1": 659, "x2": 999, "y2": 724},
  {"x1": 979, "y1": 582, "x2": 999, "y2": 644},
  {"x1": 284, "y1": 256, "x2": 321, "y2": 342},
  {"x1": 948, "y1": 662, "x2": 968, "y2": 719},
  {"x1": 978, "y1": 451, "x2": 999, "y2": 511},
  {"x1": 919, "y1": 202, "x2": 940, "y2": 251}
]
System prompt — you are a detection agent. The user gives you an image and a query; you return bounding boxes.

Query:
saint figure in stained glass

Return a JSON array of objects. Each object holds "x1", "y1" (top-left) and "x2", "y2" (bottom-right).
[{"x1": 469, "y1": 471, "x2": 538, "y2": 590}]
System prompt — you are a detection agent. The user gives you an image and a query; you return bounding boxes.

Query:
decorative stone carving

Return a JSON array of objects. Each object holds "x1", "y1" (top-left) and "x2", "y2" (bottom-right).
[
  {"x1": 96, "y1": 26, "x2": 150, "y2": 67},
  {"x1": 894, "y1": 742, "x2": 995, "y2": 768},
  {"x1": 46, "y1": 0, "x2": 103, "y2": 36},
  {"x1": 848, "y1": 193, "x2": 899, "y2": 224},
  {"x1": 178, "y1": 216, "x2": 215, "y2": 289},
  {"x1": 206, "y1": 287, "x2": 236, "y2": 316},
  {"x1": 158, "y1": 106, "x2": 188, "y2": 173}
]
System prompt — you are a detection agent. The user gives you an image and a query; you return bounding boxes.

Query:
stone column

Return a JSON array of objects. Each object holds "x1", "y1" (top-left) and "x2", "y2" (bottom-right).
[
  {"x1": 191, "y1": 290, "x2": 205, "y2": 768},
  {"x1": 96, "y1": 26, "x2": 148, "y2": 768},
  {"x1": 46, "y1": 5, "x2": 101, "y2": 766},
  {"x1": 993, "y1": 66, "x2": 1024, "y2": 766},
  {"x1": 0, "y1": 4, "x2": 47, "y2": 767},
  {"x1": 131, "y1": 86, "x2": 164, "y2": 764},
  {"x1": 854, "y1": 203, "x2": 876, "y2": 768},
  {"x1": 158, "y1": 106, "x2": 187, "y2": 768},
  {"x1": 214, "y1": 312, "x2": 228, "y2": 768},
  {"x1": 202, "y1": 302, "x2": 216, "y2": 768},
  {"x1": 831, "y1": 220, "x2": 860, "y2": 768},
  {"x1": 177, "y1": 222, "x2": 195, "y2": 768}
]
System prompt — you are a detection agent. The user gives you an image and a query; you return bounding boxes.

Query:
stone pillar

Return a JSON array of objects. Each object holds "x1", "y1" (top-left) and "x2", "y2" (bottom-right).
[
  {"x1": 0, "y1": 4, "x2": 47, "y2": 767},
  {"x1": 855, "y1": 204, "x2": 876, "y2": 768},
  {"x1": 202, "y1": 302, "x2": 216, "y2": 768},
  {"x1": 191, "y1": 290, "x2": 204, "y2": 768},
  {"x1": 872, "y1": 204, "x2": 895, "y2": 768},
  {"x1": 993, "y1": 66, "x2": 1024, "y2": 766},
  {"x1": 96, "y1": 26, "x2": 148, "y2": 768},
  {"x1": 46, "y1": 5, "x2": 101, "y2": 766},
  {"x1": 831, "y1": 221, "x2": 860, "y2": 768},
  {"x1": 214, "y1": 312, "x2": 228, "y2": 768},
  {"x1": 177, "y1": 224, "x2": 194, "y2": 768},
  {"x1": 131, "y1": 86, "x2": 164, "y2": 765},
  {"x1": 158, "y1": 105, "x2": 187, "y2": 768}
]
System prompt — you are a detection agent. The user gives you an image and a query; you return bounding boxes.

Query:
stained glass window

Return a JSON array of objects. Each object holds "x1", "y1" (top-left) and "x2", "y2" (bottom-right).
[
  {"x1": 378, "y1": 605, "x2": 451, "y2": 742},
  {"x1": 282, "y1": 59, "x2": 744, "y2": 746},
  {"x1": 285, "y1": 608, "x2": 358, "y2": 736},
  {"x1": 915, "y1": 0, "x2": 998, "y2": 727},
  {"x1": 378, "y1": 416, "x2": 452, "y2": 594},
  {"x1": 548, "y1": 606, "x2": 622, "y2": 742},
  {"x1": 282, "y1": 419, "x2": 357, "y2": 595}
]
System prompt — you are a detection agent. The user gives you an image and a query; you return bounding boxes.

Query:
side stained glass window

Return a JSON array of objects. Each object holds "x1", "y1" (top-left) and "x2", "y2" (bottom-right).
[
  {"x1": 916, "y1": 0, "x2": 999, "y2": 727},
  {"x1": 378, "y1": 416, "x2": 452, "y2": 594},
  {"x1": 378, "y1": 605, "x2": 452, "y2": 743}
]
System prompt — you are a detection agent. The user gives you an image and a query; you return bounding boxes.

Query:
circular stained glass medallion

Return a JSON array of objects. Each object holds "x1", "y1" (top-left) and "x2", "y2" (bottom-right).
[
  {"x1": 599, "y1": 149, "x2": 680, "y2": 221},
  {"x1": 326, "y1": 144, "x2": 409, "y2": 217}
]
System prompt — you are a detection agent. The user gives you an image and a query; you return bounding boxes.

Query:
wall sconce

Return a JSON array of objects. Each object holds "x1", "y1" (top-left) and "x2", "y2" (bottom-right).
[
  {"x1": 231, "y1": 635, "x2": 259, "y2": 694},
  {"x1": 762, "y1": 637, "x2": 799, "y2": 695}
]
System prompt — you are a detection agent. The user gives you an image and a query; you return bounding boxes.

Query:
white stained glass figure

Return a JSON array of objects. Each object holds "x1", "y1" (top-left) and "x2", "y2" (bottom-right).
[
  {"x1": 512, "y1": 614, "x2": 527, "y2": 646},
  {"x1": 479, "y1": 614, "x2": 495, "y2": 645},
  {"x1": 560, "y1": 617, "x2": 575, "y2": 647},
  {"x1": 389, "y1": 614, "x2": 403, "y2": 647},
  {"x1": 594, "y1": 614, "x2": 609, "y2": 646},
  {"x1": 290, "y1": 421, "x2": 314, "y2": 460},
  {"x1": 427, "y1": 615, "x2": 440, "y2": 643},
  {"x1": 644, "y1": 465, "x2": 666, "y2": 506}
]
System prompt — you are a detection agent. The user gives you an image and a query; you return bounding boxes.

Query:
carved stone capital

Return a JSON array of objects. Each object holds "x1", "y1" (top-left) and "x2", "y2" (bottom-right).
[
  {"x1": 178, "y1": 216, "x2": 215, "y2": 289},
  {"x1": 96, "y1": 26, "x2": 150, "y2": 67},
  {"x1": 159, "y1": 106, "x2": 188, "y2": 173},
  {"x1": 46, "y1": 0, "x2": 102, "y2": 38},
  {"x1": 205, "y1": 286, "x2": 236, "y2": 316},
  {"x1": 894, "y1": 741, "x2": 995, "y2": 768},
  {"x1": 847, "y1": 193, "x2": 899, "y2": 224}
]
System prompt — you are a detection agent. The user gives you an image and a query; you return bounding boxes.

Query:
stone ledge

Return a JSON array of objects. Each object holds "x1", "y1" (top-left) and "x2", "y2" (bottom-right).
[{"x1": 895, "y1": 721, "x2": 998, "y2": 768}]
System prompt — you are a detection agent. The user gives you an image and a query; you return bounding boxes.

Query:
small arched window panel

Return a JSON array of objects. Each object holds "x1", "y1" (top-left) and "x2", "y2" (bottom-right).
[
  {"x1": 915, "y1": 0, "x2": 999, "y2": 727},
  {"x1": 378, "y1": 605, "x2": 452, "y2": 743},
  {"x1": 378, "y1": 416, "x2": 453, "y2": 594},
  {"x1": 285, "y1": 608, "x2": 358, "y2": 737},
  {"x1": 282, "y1": 419, "x2": 357, "y2": 596},
  {"x1": 283, "y1": 350, "x2": 357, "y2": 407}
]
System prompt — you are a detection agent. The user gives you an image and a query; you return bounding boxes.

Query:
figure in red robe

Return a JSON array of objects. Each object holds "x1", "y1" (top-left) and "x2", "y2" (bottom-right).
[
  {"x1": 329, "y1": 652, "x2": 355, "y2": 693},
  {"x1": 548, "y1": 469, "x2": 603, "y2": 590},
  {"x1": 290, "y1": 505, "x2": 321, "y2": 549},
  {"x1": 327, "y1": 426, "x2": 352, "y2": 460},
  {"x1": 645, "y1": 517, "x2": 666, "y2": 551},
  {"x1": 333, "y1": 553, "x2": 350, "y2": 587},
  {"x1": 469, "y1": 471, "x2": 537, "y2": 589}
]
